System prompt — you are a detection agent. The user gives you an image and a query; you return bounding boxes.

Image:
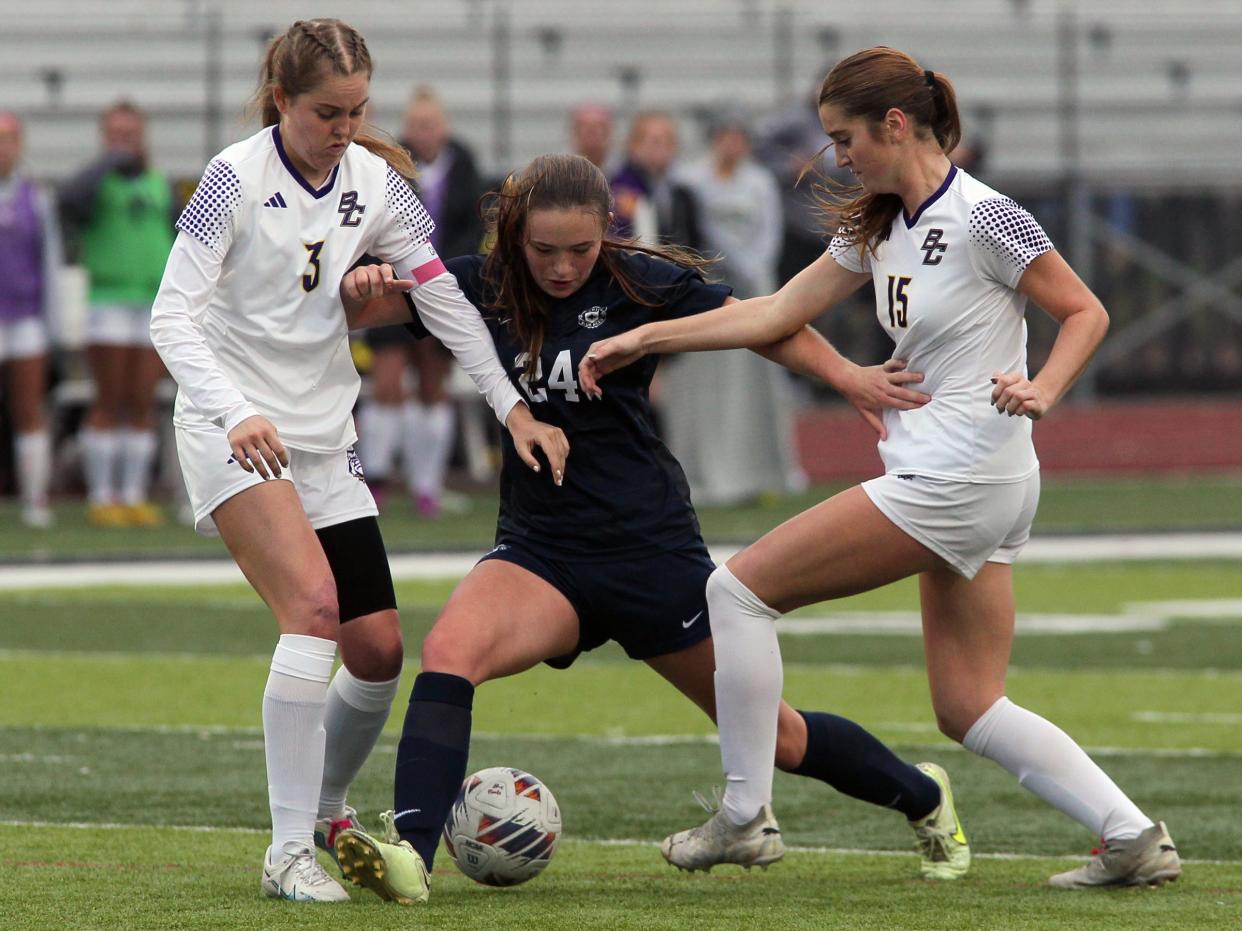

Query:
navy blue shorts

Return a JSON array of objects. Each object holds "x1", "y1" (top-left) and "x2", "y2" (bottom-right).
[{"x1": 478, "y1": 539, "x2": 715, "y2": 668}]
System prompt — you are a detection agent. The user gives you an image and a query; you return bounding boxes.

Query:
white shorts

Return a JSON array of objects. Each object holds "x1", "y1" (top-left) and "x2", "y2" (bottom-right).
[
  {"x1": 862, "y1": 471, "x2": 1040, "y2": 579},
  {"x1": 88, "y1": 303, "x2": 153, "y2": 347},
  {"x1": 0, "y1": 315, "x2": 48, "y2": 361},
  {"x1": 175, "y1": 424, "x2": 376, "y2": 537}
]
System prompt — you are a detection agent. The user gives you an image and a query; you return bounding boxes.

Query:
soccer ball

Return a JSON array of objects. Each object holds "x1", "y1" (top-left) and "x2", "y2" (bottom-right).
[{"x1": 443, "y1": 766, "x2": 562, "y2": 887}]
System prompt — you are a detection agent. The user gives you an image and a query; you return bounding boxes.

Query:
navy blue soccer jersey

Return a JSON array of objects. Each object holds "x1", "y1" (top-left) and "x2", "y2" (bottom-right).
[{"x1": 410, "y1": 251, "x2": 731, "y2": 560}]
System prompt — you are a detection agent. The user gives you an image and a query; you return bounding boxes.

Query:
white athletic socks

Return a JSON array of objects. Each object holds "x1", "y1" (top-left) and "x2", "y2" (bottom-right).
[
  {"x1": 264, "y1": 634, "x2": 336, "y2": 852},
  {"x1": 15, "y1": 430, "x2": 52, "y2": 512},
  {"x1": 358, "y1": 402, "x2": 403, "y2": 482},
  {"x1": 404, "y1": 401, "x2": 455, "y2": 498},
  {"x1": 708, "y1": 565, "x2": 784, "y2": 826},
  {"x1": 963, "y1": 696, "x2": 1154, "y2": 841},
  {"x1": 118, "y1": 428, "x2": 157, "y2": 506},
  {"x1": 80, "y1": 426, "x2": 119, "y2": 505},
  {"x1": 318, "y1": 664, "x2": 402, "y2": 821}
]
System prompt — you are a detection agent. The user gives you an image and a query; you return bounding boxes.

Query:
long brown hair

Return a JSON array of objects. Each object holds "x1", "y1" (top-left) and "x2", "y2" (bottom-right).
[
  {"x1": 249, "y1": 18, "x2": 415, "y2": 178},
  {"x1": 814, "y1": 47, "x2": 961, "y2": 255},
  {"x1": 481, "y1": 153, "x2": 713, "y2": 380}
]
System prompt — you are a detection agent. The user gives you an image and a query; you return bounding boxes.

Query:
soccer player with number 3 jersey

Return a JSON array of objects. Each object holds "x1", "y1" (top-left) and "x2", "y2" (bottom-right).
[
  {"x1": 580, "y1": 48, "x2": 1181, "y2": 890},
  {"x1": 149, "y1": 19, "x2": 565, "y2": 903}
]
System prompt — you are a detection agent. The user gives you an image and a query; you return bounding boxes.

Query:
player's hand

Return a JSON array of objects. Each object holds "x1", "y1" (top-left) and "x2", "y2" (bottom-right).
[
  {"x1": 339, "y1": 263, "x2": 415, "y2": 315},
  {"x1": 506, "y1": 403, "x2": 570, "y2": 486},
  {"x1": 578, "y1": 331, "x2": 647, "y2": 398},
  {"x1": 991, "y1": 371, "x2": 1048, "y2": 419},
  {"x1": 226, "y1": 415, "x2": 290, "y2": 479},
  {"x1": 838, "y1": 358, "x2": 931, "y2": 439}
]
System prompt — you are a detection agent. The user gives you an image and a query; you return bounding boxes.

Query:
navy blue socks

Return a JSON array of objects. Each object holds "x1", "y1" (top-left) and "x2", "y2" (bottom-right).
[
  {"x1": 393, "y1": 671, "x2": 475, "y2": 868},
  {"x1": 791, "y1": 711, "x2": 940, "y2": 821}
]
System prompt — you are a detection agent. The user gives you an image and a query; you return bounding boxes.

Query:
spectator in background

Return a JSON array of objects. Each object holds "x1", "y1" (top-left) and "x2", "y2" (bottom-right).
[
  {"x1": 610, "y1": 110, "x2": 703, "y2": 250},
  {"x1": 664, "y1": 108, "x2": 806, "y2": 505},
  {"x1": 0, "y1": 111, "x2": 61, "y2": 528},
  {"x1": 61, "y1": 101, "x2": 173, "y2": 527},
  {"x1": 359, "y1": 87, "x2": 483, "y2": 517},
  {"x1": 569, "y1": 102, "x2": 615, "y2": 171},
  {"x1": 757, "y1": 94, "x2": 853, "y2": 287}
]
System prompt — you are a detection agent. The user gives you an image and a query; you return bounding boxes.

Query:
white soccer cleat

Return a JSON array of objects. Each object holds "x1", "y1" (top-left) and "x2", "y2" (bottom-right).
[
  {"x1": 335, "y1": 810, "x2": 430, "y2": 905},
  {"x1": 261, "y1": 842, "x2": 350, "y2": 902},
  {"x1": 1048, "y1": 821, "x2": 1181, "y2": 889},
  {"x1": 314, "y1": 805, "x2": 363, "y2": 870},
  {"x1": 909, "y1": 762, "x2": 971, "y2": 880},
  {"x1": 661, "y1": 796, "x2": 786, "y2": 872}
]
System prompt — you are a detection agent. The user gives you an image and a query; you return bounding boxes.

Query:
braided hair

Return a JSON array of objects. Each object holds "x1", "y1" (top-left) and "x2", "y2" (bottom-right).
[{"x1": 250, "y1": 18, "x2": 415, "y2": 178}]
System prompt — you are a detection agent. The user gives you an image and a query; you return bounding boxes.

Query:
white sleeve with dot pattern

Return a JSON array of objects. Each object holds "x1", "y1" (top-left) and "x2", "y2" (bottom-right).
[{"x1": 967, "y1": 197, "x2": 1053, "y2": 288}]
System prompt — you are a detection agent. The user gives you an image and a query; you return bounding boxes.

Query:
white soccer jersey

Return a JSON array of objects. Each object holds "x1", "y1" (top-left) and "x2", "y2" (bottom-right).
[
  {"x1": 151, "y1": 125, "x2": 522, "y2": 452},
  {"x1": 830, "y1": 166, "x2": 1052, "y2": 482}
]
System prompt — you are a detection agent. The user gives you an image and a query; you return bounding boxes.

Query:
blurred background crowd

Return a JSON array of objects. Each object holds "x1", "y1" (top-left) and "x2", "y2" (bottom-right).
[{"x1": 2, "y1": 0, "x2": 1240, "y2": 527}]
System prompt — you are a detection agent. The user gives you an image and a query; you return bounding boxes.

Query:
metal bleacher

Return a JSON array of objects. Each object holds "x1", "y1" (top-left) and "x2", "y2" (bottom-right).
[{"x1": 4, "y1": 0, "x2": 1241, "y2": 186}]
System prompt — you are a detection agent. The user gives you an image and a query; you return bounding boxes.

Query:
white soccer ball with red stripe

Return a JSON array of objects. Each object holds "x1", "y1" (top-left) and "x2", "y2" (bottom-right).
[{"x1": 443, "y1": 766, "x2": 562, "y2": 886}]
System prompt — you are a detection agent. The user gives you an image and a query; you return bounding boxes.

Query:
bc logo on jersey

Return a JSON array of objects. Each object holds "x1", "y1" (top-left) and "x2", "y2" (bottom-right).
[
  {"x1": 338, "y1": 191, "x2": 365, "y2": 227},
  {"x1": 920, "y1": 229, "x2": 948, "y2": 265},
  {"x1": 577, "y1": 305, "x2": 607, "y2": 329}
]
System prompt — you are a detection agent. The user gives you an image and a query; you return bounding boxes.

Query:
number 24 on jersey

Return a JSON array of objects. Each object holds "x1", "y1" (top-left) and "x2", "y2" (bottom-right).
[{"x1": 515, "y1": 349, "x2": 593, "y2": 403}]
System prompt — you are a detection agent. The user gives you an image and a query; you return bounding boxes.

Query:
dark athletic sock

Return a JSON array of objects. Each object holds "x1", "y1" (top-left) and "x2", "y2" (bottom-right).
[
  {"x1": 791, "y1": 710, "x2": 940, "y2": 821},
  {"x1": 393, "y1": 672, "x2": 474, "y2": 868}
]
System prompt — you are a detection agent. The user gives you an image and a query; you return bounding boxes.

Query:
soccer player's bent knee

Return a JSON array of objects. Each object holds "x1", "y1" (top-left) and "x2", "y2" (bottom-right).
[
  {"x1": 277, "y1": 576, "x2": 339, "y2": 637},
  {"x1": 341, "y1": 622, "x2": 404, "y2": 680},
  {"x1": 419, "y1": 627, "x2": 487, "y2": 683}
]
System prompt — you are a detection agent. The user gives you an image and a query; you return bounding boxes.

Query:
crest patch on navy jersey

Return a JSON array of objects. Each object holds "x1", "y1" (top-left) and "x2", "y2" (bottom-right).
[{"x1": 577, "y1": 305, "x2": 607, "y2": 329}]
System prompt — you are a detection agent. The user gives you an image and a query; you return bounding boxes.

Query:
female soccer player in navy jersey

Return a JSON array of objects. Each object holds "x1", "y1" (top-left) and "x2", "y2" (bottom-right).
[
  {"x1": 330, "y1": 153, "x2": 971, "y2": 906},
  {"x1": 580, "y1": 47, "x2": 1180, "y2": 890},
  {"x1": 149, "y1": 18, "x2": 565, "y2": 903}
]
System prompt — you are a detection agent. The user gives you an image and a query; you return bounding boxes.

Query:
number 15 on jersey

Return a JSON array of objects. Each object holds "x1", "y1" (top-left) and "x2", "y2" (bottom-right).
[{"x1": 886, "y1": 274, "x2": 912, "y2": 328}]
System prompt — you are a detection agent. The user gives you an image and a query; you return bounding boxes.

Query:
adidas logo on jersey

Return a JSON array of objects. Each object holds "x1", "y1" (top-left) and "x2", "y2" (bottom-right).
[{"x1": 263, "y1": 192, "x2": 288, "y2": 208}]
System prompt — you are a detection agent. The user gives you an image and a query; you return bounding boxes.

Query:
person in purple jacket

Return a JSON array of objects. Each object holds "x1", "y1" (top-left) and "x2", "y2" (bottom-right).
[{"x1": 0, "y1": 111, "x2": 62, "y2": 528}]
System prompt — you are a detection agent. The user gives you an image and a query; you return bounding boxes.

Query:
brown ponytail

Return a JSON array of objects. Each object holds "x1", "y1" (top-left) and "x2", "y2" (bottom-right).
[
  {"x1": 480, "y1": 154, "x2": 715, "y2": 380},
  {"x1": 248, "y1": 18, "x2": 415, "y2": 178},
  {"x1": 813, "y1": 47, "x2": 961, "y2": 255}
]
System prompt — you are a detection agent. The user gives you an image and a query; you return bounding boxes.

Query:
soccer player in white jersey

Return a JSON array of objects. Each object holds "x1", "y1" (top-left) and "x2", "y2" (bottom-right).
[
  {"x1": 150, "y1": 19, "x2": 567, "y2": 904},
  {"x1": 580, "y1": 46, "x2": 1180, "y2": 890}
]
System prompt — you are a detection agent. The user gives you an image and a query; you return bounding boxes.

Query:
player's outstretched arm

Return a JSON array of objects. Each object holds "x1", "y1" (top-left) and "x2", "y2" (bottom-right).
[
  {"x1": 579, "y1": 250, "x2": 869, "y2": 397},
  {"x1": 340, "y1": 263, "x2": 415, "y2": 330}
]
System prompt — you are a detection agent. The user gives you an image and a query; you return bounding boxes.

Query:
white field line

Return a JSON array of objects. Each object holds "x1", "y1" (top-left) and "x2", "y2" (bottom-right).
[
  {"x1": 1134, "y1": 711, "x2": 1242, "y2": 725},
  {"x1": 1, "y1": 533, "x2": 1241, "y2": 591},
  {"x1": 777, "y1": 612, "x2": 1171, "y2": 636},
  {"x1": 5, "y1": 723, "x2": 1236, "y2": 758},
  {"x1": 0, "y1": 820, "x2": 1235, "y2": 866}
]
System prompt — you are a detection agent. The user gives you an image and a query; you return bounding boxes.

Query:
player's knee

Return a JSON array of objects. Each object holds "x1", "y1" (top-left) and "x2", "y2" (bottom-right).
[
  {"x1": 420, "y1": 625, "x2": 485, "y2": 684},
  {"x1": 341, "y1": 619, "x2": 404, "y2": 681},
  {"x1": 278, "y1": 576, "x2": 339, "y2": 639}
]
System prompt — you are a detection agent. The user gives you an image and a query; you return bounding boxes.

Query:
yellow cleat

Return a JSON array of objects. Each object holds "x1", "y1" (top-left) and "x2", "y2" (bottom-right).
[
  {"x1": 123, "y1": 501, "x2": 166, "y2": 528},
  {"x1": 910, "y1": 762, "x2": 971, "y2": 880},
  {"x1": 86, "y1": 503, "x2": 130, "y2": 528}
]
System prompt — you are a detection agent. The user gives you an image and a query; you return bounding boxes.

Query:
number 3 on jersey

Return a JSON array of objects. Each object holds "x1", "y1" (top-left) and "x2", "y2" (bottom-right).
[
  {"x1": 515, "y1": 349, "x2": 584, "y2": 403},
  {"x1": 887, "y1": 274, "x2": 912, "y2": 328},
  {"x1": 302, "y1": 240, "x2": 325, "y2": 292}
]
